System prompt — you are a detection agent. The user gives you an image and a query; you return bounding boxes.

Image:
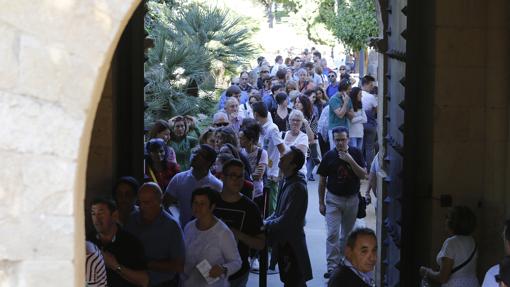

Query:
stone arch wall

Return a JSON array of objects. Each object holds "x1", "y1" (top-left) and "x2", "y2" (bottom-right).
[{"x1": 0, "y1": 1, "x2": 141, "y2": 285}]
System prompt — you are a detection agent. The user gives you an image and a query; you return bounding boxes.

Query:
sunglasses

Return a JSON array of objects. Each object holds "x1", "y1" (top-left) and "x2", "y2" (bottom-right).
[
  {"x1": 328, "y1": 75, "x2": 336, "y2": 78},
  {"x1": 214, "y1": 122, "x2": 229, "y2": 127},
  {"x1": 339, "y1": 68, "x2": 346, "y2": 71},
  {"x1": 261, "y1": 70, "x2": 269, "y2": 73}
]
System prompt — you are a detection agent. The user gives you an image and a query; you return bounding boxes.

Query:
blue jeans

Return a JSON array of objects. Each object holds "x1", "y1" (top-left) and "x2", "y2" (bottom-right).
[{"x1": 348, "y1": 137, "x2": 363, "y2": 150}]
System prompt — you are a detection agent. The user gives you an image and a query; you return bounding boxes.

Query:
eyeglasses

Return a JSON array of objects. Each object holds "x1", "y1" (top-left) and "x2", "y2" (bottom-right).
[
  {"x1": 224, "y1": 174, "x2": 244, "y2": 180},
  {"x1": 261, "y1": 70, "x2": 269, "y2": 73},
  {"x1": 213, "y1": 122, "x2": 229, "y2": 127},
  {"x1": 339, "y1": 68, "x2": 346, "y2": 71},
  {"x1": 328, "y1": 75, "x2": 336, "y2": 78}
]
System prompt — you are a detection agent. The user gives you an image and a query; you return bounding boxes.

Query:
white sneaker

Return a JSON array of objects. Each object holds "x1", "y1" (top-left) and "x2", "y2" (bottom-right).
[{"x1": 250, "y1": 258, "x2": 260, "y2": 271}]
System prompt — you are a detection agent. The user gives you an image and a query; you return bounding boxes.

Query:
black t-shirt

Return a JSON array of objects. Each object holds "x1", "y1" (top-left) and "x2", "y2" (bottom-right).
[
  {"x1": 87, "y1": 226, "x2": 146, "y2": 287},
  {"x1": 317, "y1": 147, "x2": 366, "y2": 197},
  {"x1": 214, "y1": 195, "x2": 263, "y2": 280}
]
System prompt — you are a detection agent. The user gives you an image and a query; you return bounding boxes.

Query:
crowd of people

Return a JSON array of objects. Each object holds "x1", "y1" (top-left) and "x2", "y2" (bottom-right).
[{"x1": 84, "y1": 48, "x2": 510, "y2": 287}]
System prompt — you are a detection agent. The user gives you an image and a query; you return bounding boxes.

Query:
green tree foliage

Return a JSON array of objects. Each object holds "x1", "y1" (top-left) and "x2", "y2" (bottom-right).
[
  {"x1": 317, "y1": 0, "x2": 378, "y2": 52},
  {"x1": 144, "y1": 1, "x2": 259, "y2": 126}
]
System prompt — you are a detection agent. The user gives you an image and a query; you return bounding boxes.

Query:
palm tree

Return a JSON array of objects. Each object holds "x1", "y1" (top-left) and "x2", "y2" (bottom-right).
[{"x1": 144, "y1": 1, "x2": 259, "y2": 126}]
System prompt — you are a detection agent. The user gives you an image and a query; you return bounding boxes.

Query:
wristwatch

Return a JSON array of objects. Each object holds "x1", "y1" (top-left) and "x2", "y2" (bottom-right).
[{"x1": 115, "y1": 265, "x2": 123, "y2": 274}]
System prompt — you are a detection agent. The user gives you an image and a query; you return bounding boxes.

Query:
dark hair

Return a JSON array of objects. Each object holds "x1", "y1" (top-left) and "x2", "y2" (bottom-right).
[
  {"x1": 315, "y1": 87, "x2": 328, "y2": 101},
  {"x1": 199, "y1": 127, "x2": 216, "y2": 145},
  {"x1": 91, "y1": 197, "x2": 117, "y2": 213},
  {"x1": 328, "y1": 70, "x2": 337, "y2": 77},
  {"x1": 275, "y1": 92, "x2": 288, "y2": 105},
  {"x1": 219, "y1": 143, "x2": 240, "y2": 159},
  {"x1": 504, "y1": 219, "x2": 510, "y2": 242},
  {"x1": 361, "y1": 75, "x2": 376, "y2": 86},
  {"x1": 148, "y1": 120, "x2": 171, "y2": 139},
  {"x1": 304, "y1": 62, "x2": 314, "y2": 70},
  {"x1": 215, "y1": 127, "x2": 239, "y2": 147},
  {"x1": 226, "y1": 85, "x2": 241, "y2": 97},
  {"x1": 289, "y1": 146, "x2": 305, "y2": 174},
  {"x1": 340, "y1": 73, "x2": 351, "y2": 80},
  {"x1": 257, "y1": 56, "x2": 265, "y2": 66},
  {"x1": 197, "y1": 144, "x2": 218, "y2": 163},
  {"x1": 313, "y1": 51, "x2": 321, "y2": 59},
  {"x1": 240, "y1": 118, "x2": 258, "y2": 131},
  {"x1": 249, "y1": 93, "x2": 262, "y2": 103},
  {"x1": 339, "y1": 78, "x2": 351, "y2": 92},
  {"x1": 252, "y1": 101, "x2": 268, "y2": 118},
  {"x1": 349, "y1": 87, "x2": 363, "y2": 111},
  {"x1": 346, "y1": 228, "x2": 377, "y2": 249},
  {"x1": 145, "y1": 138, "x2": 170, "y2": 163},
  {"x1": 297, "y1": 95, "x2": 313, "y2": 119},
  {"x1": 222, "y1": 158, "x2": 245, "y2": 175},
  {"x1": 447, "y1": 206, "x2": 477, "y2": 235},
  {"x1": 271, "y1": 84, "x2": 283, "y2": 94},
  {"x1": 332, "y1": 126, "x2": 349, "y2": 137},
  {"x1": 240, "y1": 71, "x2": 249, "y2": 78},
  {"x1": 191, "y1": 187, "x2": 219, "y2": 207},
  {"x1": 276, "y1": 69, "x2": 286, "y2": 80},
  {"x1": 240, "y1": 122, "x2": 262, "y2": 143},
  {"x1": 113, "y1": 176, "x2": 140, "y2": 199},
  {"x1": 275, "y1": 55, "x2": 283, "y2": 63}
]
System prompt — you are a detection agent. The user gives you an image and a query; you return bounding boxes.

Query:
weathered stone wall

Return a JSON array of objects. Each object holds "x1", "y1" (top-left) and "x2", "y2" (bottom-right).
[{"x1": 0, "y1": 1, "x2": 140, "y2": 285}]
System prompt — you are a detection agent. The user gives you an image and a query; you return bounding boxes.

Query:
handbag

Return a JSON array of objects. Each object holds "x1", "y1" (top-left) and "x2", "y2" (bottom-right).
[
  {"x1": 356, "y1": 192, "x2": 367, "y2": 219},
  {"x1": 309, "y1": 142, "x2": 321, "y2": 165}
]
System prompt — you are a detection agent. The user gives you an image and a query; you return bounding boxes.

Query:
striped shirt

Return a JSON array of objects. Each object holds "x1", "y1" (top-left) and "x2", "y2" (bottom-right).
[{"x1": 86, "y1": 241, "x2": 108, "y2": 287}]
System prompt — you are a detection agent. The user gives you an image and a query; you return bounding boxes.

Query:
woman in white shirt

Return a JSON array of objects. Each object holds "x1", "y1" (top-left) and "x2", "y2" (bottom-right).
[
  {"x1": 348, "y1": 87, "x2": 367, "y2": 150},
  {"x1": 283, "y1": 109, "x2": 309, "y2": 176},
  {"x1": 419, "y1": 206, "x2": 479, "y2": 287},
  {"x1": 182, "y1": 187, "x2": 242, "y2": 287}
]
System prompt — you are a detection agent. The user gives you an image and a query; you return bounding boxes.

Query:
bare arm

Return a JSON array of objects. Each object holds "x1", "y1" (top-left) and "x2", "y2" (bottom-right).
[
  {"x1": 420, "y1": 257, "x2": 454, "y2": 284},
  {"x1": 232, "y1": 229, "x2": 266, "y2": 250},
  {"x1": 276, "y1": 142, "x2": 286, "y2": 155},
  {"x1": 339, "y1": 151, "x2": 367, "y2": 179},
  {"x1": 318, "y1": 176, "x2": 327, "y2": 216},
  {"x1": 333, "y1": 100, "x2": 349, "y2": 118},
  {"x1": 103, "y1": 251, "x2": 149, "y2": 287}
]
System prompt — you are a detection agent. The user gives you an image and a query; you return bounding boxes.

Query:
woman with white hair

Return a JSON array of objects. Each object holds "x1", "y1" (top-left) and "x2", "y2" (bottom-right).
[{"x1": 283, "y1": 109, "x2": 309, "y2": 176}]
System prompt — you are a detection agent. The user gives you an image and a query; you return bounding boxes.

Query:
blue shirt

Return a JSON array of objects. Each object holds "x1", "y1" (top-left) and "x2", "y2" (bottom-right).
[
  {"x1": 125, "y1": 210, "x2": 185, "y2": 285},
  {"x1": 328, "y1": 92, "x2": 352, "y2": 130},
  {"x1": 326, "y1": 82, "x2": 339, "y2": 98}
]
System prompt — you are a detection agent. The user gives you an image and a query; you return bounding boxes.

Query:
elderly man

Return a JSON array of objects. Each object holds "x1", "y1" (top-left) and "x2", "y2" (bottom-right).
[
  {"x1": 165, "y1": 144, "x2": 222, "y2": 227},
  {"x1": 264, "y1": 147, "x2": 313, "y2": 287},
  {"x1": 328, "y1": 228, "x2": 377, "y2": 287},
  {"x1": 126, "y1": 182, "x2": 185, "y2": 287},
  {"x1": 318, "y1": 126, "x2": 366, "y2": 278},
  {"x1": 87, "y1": 197, "x2": 149, "y2": 287}
]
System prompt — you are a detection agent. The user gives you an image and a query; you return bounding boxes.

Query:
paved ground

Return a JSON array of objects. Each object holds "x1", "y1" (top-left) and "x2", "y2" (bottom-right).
[{"x1": 246, "y1": 179, "x2": 376, "y2": 287}]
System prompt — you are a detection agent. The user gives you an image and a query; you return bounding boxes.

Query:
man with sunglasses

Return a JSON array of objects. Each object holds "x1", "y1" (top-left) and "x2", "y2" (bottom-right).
[
  {"x1": 482, "y1": 220, "x2": 510, "y2": 287},
  {"x1": 214, "y1": 159, "x2": 265, "y2": 287},
  {"x1": 326, "y1": 71, "x2": 339, "y2": 99}
]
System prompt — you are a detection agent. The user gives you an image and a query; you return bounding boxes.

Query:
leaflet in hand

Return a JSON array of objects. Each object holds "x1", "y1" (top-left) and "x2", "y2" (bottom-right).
[{"x1": 196, "y1": 259, "x2": 220, "y2": 285}]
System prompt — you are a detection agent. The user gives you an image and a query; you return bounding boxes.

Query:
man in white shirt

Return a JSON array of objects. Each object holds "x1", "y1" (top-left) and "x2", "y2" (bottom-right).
[
  {"x1": 360, "y1": 75, "x2": 378, "y2": 169},
  {"x1": 482, "y1": 220, "x2": 510, "y2": 287},
  {"x1": 165, "y1": 144, "x2": 222, "y2": 227},
  {"x1": 252, "y1": 101, "x2": 286, "y2": 215}
]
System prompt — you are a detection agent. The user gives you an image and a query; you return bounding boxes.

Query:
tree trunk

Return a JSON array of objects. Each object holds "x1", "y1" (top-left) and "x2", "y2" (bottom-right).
[{"x1": 266, "y1": 3, "x2": 274, "y2": 28}]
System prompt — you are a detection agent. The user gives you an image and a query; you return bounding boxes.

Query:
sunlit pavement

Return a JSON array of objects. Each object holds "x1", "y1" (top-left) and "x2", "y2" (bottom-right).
[{"x1": 247, "y1": 178, "x2": 376, "y2": 287}]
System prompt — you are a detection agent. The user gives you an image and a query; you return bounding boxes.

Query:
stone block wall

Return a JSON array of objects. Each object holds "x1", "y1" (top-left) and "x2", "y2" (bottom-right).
[
  {"x1": 0, "y1": 1, "x2": 140, "y2": 285},
  {"x1": 425, "y1": 0, "x2": 510, "y2": 277}
]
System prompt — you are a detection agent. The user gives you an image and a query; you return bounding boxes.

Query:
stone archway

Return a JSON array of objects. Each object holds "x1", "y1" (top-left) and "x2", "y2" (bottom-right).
[{"x1": 0, "y1": 1, "x2": 141, "y2": 285}]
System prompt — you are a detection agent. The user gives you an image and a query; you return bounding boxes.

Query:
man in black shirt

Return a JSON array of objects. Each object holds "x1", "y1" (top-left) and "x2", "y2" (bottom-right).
[
  {"x1": 87, "y1": 197, "x2": 148, "y2": 287},
  {"x1": 317, "y1": 126, "x2": 367, "y2": 278},
  {"x1": 214, "y1": 159, "x2": 265, "y2": 287},
  {"x1": 328, "y1": 228, "x2": 377, "y2": 287}
]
